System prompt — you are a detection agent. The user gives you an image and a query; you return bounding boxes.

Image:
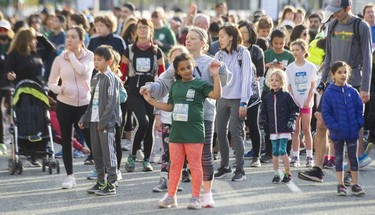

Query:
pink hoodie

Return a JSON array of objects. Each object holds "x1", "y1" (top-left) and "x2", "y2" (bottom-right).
[{"x1": 48, "y1": 49, "x2": 94, "y2": 107}]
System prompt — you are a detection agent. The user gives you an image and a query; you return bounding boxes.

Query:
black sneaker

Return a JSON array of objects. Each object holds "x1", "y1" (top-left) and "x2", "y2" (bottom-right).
[
  {"x1": 232, "y1": 169, "x2": 246, "y2": 182},
  {"x1": 214, "y1": 166, "x2": 232, "y2": 179},
  {"x1": 281, "y1": 173, "x2": 292, "y2": 183},
  {"x1": 344, "y1": 171, "x2": 352, "y2": 186},
  {"x1": 95, "y1": 183, "x2": 116, "y2": 196},
  {"x1": 260, "y1": 155, "x2": 272, "y2": 163},
  {"x1": 181, "y1": 169, "x2": 191, "y2": 183},
  {"x1": 87, "y1": 181, "x2": 105, "y2": 194},
  {"x1": 272, "y1": 175, "x2": 281, "y2": 183},
  {"x1": 351, "y1": 184, "x2": 365, "y2": 196},
  {"x1": 298, "y1": 166, "x2": 324, "y2": 182},
  {"x1": 84, "y1": 158, "x2": 94, "y2": 165},
  {"x1": 337, "y1": 184, "x2": 347, "y2": 196}
]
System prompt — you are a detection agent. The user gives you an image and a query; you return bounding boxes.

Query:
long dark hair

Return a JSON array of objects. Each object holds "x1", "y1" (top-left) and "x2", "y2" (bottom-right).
[
  {"x1": 219, "y1": 25, "x2": 242, "y2": 53},
  {"x1": 238, "y1": 20, "x2": 257, "y2": 45}
]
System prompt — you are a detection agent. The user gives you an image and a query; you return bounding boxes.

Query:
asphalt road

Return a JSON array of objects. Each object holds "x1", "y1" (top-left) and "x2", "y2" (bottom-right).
[{"x1": 1, "y1": 138, "x2": 374, "y2": 215}]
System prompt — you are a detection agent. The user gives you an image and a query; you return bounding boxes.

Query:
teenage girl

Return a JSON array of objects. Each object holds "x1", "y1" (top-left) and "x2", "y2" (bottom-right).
[{"x1": 286, "y1": 39, "x2": 317, "y2": 168}]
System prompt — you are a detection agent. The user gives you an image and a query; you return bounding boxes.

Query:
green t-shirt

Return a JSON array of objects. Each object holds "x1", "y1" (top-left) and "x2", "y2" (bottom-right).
[
  {"x1": 154, "y1": 27, "x2": 176, "y2": 55},
  {"x1": 263, "y1": 49, "x2": 294, "y2": 92},
  {"x1": 168, "y1": 79, "x2": 213, "y2": 143}
]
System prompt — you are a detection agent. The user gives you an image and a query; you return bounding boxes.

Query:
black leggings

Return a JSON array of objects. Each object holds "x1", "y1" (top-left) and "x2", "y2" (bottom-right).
[
  {"x1": 56, "y1": 101, "x2": 90, "y2": 175},
  {"x1": 127, "y1": 94, "x2": 155, "y2": 160},
  {"x1": 245, "y1": 102, "x2": 261, "y2": 158}
]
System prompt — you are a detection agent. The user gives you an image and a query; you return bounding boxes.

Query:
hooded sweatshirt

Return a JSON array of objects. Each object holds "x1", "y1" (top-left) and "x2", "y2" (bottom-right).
[{"x1": 48, "y1": 49, "x2": 94, "y2": 107}]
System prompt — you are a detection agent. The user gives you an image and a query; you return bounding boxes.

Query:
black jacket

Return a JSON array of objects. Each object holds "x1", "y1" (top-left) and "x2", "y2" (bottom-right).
[{"x1": 260, "y1": 89, "x2": 299, "y2": 134}]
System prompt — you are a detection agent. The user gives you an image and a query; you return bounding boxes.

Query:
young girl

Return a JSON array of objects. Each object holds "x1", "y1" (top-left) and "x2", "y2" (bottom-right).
[
  {"x1": 152, "y1": 45, "x2": 189, "y2": 193},
  {"x1": 321, "y1": 61, "x2": 365, "y2": 196},
  {"x1": 261, "y1": 29, "x2": 294, "y2": 163},
  {"x1": 286, "y1": 39, "x2": 317, "y2": 168},
  {"x1": 260, "y1": 69, "x2": 299, "y2": 183},
  {"x1": 143, "y1": 53, "x2": 221, "y2": 209}
]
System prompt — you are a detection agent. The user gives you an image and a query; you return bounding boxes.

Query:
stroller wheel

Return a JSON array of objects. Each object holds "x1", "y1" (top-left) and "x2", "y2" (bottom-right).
[
  {"x1": 16, "y1": 160, "x2": 23, "y2": 175},
  {"x1": 42, "y1": 158, "x2": 47, "y2": 172},
  {"x1": 56, "y1": 160, "x2": 60, "y2": 174},
  {"x1": 8, "y1": 159, "x2": 16, "y2": 175},
  {"x1": 48, "y1": 161, "x2": 53, "y2": 174}
]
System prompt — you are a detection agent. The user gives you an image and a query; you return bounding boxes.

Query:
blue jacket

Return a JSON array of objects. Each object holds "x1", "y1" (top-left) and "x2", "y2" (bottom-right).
[
  {"x1": 322, "y1": 83, "x2": 364, "y2": 141},
  {"x1": 260, "y1": 90, "x2": 299, "y2": 134}
]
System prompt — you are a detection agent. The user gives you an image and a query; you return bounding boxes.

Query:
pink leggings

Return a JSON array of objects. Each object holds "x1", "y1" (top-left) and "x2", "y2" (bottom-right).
[{"x1": 168, "y1": 143, "x2": 203, "y2": 198}]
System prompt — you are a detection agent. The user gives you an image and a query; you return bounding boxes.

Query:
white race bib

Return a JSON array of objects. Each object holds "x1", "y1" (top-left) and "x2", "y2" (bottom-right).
[
  {"x1": 173, "y1": 103, "x2": 189, "y2": 122},
  {"x1": 136, "y1": 58, "x2": 151, "y2": 72}
]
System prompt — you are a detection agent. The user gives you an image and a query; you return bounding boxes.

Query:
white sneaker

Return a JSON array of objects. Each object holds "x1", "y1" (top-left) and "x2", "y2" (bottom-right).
[
  {"x1": 136, "y1": 149, "x2": 144, "y2": 161},
  {"x1": 62, "y1": 175, "x2": 76, "y2": 189},
  {"x1": 117, "y1": 169, "x2": 123, "y2": 181},
  {"x1": 202, "y1": 192, "x2": 215, "y2": 208}
]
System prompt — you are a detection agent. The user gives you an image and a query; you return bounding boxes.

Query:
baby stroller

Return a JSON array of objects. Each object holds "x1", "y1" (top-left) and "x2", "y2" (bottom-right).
[{"x1": 8, "y1": 79, "x2": 60, "y2": 175}]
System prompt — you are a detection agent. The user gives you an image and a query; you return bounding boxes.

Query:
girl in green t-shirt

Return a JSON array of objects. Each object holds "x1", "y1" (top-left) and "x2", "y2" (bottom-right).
[{"x1": 143, "y1": 53, "x2": 221, "y2": 209}]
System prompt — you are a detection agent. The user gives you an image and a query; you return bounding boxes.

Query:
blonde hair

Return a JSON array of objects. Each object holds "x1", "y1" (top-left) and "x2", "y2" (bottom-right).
[
  {"x1": 267, "y1": 69, "x2": 288, "y2": 91},
  {"x1": 168, "y1": 45, "x2": 189, "y2": 64},
  {"x1": 188, "y1": 27, "x2": 210, "y2": 53},
  {"x1": 110, "y1": 48, "x2": 122, "y2": 78}
]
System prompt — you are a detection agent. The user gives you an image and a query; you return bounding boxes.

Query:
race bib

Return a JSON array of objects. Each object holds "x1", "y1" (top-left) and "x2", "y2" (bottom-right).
[
  {"x1": 136, "y1": 58, "x2": 151, "y2": 72},
  {"x1": 173, "y1": 103, "x2": 189, "y2": 122}
]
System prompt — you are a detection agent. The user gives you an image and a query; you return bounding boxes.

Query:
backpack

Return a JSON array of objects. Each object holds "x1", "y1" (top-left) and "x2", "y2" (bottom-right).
[
  {"x1": 127, "y1": 44, "x2": 158, "y2": 78},
  {"x1": 328, "y1": 17, "x2": 362, "y2": 46}
]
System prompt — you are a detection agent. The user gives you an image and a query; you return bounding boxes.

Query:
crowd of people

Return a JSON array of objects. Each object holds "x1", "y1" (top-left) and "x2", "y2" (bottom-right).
[{"x1": 0, "y1": 0, "x2": 374, "y2": 210}]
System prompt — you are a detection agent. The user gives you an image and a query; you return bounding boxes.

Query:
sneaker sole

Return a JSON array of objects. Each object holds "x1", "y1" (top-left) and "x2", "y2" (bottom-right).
[
  {"x1": 87, "y1": 190, "x2": 99, "y2": 194},
  {"x1": 336, "y1": 192, "x2": 347, "y2": 196},
  {"x1": 95, "y1": 192, "x2": 116, "y2": 196},
  {"x1": 232, "y1": 176, "x2": 247, "y2": 182},
  {"x1": 352, "y1": 192, "x2": 365, "y2": 197},
  {"x1": 214, "y1": 172, "x2": 232, "y2": 179},
  {"x1": 62, "y1": 184, "x2": 76, "y2": 189},
  {"x1": 158, "y1": 203, "x2": 178, "y2": 209},
  {"x1": 297, "y1": 172, "x2": 323, "y2": 183}
]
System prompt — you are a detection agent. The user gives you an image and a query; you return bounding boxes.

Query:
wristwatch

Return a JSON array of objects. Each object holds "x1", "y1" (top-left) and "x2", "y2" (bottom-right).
[{"x1": 240, "y1": 102, "x2": 247, "y2": 107}]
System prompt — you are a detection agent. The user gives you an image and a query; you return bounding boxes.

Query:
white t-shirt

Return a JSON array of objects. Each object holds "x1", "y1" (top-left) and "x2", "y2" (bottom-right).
[
  {"x1": 286, "y1": 60, "x2": 318, "y2": 108},
  {"x1": 90, "y1": 80, "x2": 100, "y2": 122}
]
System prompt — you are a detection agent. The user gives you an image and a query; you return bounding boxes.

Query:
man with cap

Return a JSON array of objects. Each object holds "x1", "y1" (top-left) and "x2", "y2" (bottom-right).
[{"x1": 298, "y1": 0, "x2": 373, "y2": 184}]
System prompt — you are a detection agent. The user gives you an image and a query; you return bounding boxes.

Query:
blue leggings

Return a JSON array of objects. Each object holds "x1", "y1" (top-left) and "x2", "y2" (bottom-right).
[
  {"x1": 271, "y1": 138, "x2": 288, "y2": 156},
  {"x1": 333, "y1": 140, "x2": 359, "y2": 172}
]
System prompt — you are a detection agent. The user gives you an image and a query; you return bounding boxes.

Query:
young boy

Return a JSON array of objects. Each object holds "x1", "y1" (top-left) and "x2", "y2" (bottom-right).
[{"x1": 79, "y1": 45, "x2": 120, "y2": 196}]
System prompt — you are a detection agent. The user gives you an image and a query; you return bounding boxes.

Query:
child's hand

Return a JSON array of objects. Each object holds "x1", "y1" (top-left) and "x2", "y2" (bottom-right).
[
  {"x1": 139, "y1": 86, "x2": 148, "y2": 96},
  {"x1": 143, "y1": 90, "x2": 152, "y2": 102},
  {"x1": 209, "y1": 60, "x2": 221, "y2": 75},
  {"x1": 78, "y1": 122, "x2": 84, "y2": 129}
]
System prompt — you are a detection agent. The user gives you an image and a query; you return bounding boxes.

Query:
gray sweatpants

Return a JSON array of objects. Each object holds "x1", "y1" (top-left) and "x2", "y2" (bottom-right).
[
  {"x1": 90, "y1": 122, "x2": 117, "y2": 184},
  {"x1": 216, "y1": 98, "x2": 245, "y2": 170}
]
